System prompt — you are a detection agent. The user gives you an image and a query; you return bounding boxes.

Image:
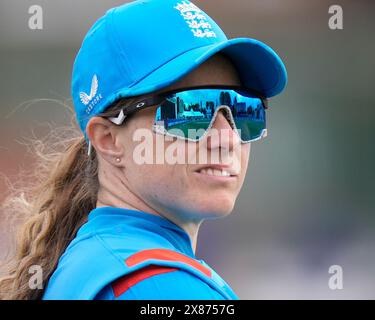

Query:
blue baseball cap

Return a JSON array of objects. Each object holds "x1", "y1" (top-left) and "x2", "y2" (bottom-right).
[{"x1": 72, "y1": 0, "x2": 287, "y2": 145}]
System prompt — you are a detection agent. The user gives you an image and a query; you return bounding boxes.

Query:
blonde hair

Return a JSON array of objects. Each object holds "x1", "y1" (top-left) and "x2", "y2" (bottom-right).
[{"x1": 0, "y1": 96, "x2": 141, "y2": 299}]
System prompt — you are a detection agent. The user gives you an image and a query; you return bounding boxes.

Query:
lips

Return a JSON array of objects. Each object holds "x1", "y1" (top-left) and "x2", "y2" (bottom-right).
[{"x1": 194, "y1": 165, "x2": 239, "y2": 177}]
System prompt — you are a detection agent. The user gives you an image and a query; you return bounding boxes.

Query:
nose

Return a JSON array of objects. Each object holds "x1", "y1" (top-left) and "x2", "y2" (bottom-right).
[{"x1": 206, "y1": 108, "x2": 241, "y2": 151}]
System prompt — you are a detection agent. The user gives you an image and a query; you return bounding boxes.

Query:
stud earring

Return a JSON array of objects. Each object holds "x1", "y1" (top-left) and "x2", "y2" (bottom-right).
[{"x1": 115, "y1": 158, "x2": 121, "y2": 163}]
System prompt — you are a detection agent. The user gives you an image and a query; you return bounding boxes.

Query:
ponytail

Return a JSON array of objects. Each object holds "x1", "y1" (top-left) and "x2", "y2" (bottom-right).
[
  {"x1": 0, "y1": 96, "x2": 141, "y2": 299},
  {"x1": 0, "y1": 128, "x2": 99, "y2": 300}
]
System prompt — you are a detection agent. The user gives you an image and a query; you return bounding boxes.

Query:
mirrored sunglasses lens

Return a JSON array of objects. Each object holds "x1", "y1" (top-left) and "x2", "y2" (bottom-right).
[
  {"x1": 154, "y1": 93, "x2": 211, "y2": 140},
  {"x1": 154, "y1": 89, "x2": 266, "y2": 141},
  {"x1": 229, "y1": 93, "x2": 266, "y2": 141}
]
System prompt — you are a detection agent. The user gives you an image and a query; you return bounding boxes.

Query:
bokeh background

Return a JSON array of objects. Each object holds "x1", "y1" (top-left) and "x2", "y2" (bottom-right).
[{"x1": 0, "y1": 0, "x2": 374, "y2": 299}]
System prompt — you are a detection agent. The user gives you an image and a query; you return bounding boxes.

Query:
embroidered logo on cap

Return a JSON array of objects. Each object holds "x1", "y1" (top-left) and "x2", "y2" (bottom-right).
[
  {"x1": 174, "y1": 1, "x2": 216, "y2": 38},
  {"x1": 80, "y1": 74, "x2": 103, "y2": 114},
  {"x1": 80, "y1": 74, "x2": 98, "y2": 106}
]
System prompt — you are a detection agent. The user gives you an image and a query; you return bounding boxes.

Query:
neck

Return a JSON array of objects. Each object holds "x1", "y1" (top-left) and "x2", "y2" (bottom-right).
[
  {"x1": 96, "y1": 189, "x2": 203, "y2": 254},
  {"x1": 96, "y1": 164, "x2": 203, "y2": 253},
  {"x1": 97, "y1": 199, "x2": 201, "y2": 253}
]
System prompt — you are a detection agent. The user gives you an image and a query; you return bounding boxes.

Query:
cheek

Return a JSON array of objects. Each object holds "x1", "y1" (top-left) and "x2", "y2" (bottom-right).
[
  {"x1": 236, "y1": 143, "x2": 251, "y2": 187},
  {"x1": 126, "y1": 162, "x2": 190, "y2": 216},
  {"x1": 122, "y1": 132, "x2": 190, "y2": 203}
]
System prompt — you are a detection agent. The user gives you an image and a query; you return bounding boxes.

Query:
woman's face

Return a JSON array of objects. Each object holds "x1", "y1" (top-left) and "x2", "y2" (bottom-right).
[{"x1": 93, "y1": 54, "x2": 251, "y2": 222}]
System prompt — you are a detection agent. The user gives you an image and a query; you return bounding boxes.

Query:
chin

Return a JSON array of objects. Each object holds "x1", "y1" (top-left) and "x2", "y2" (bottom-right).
[{"x1": 193, "y1": 196, "x2": 236, "y2": 219}]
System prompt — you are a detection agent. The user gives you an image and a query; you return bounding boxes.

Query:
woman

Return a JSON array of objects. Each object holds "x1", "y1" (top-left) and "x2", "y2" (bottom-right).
[{"x1": 0, "y1": 0, "x2": 287, "y2": 299}]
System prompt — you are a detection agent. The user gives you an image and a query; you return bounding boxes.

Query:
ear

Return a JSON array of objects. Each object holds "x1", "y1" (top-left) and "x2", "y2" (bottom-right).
[{"x1": 86, "y1": 117, "x2": 124, "y2": 162}]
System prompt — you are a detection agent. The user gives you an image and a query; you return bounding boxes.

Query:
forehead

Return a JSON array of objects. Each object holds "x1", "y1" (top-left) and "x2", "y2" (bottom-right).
[{"x1": 156, "y1": 53, "x2": 242, "y2": 95}]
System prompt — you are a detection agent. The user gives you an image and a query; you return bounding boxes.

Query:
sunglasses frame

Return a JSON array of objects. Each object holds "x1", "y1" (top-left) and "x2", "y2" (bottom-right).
[{"x1": 108, "y1": 85, "x2": 269, "y2": 143}]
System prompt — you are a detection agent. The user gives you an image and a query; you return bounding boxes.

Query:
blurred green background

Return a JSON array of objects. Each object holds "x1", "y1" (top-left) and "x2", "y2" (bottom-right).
[{"x1": 0, "y1": 0, "x2": 374, "y2": 298}]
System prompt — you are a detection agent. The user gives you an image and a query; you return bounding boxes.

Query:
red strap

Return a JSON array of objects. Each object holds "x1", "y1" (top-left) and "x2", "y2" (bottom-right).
[
  {"x1": 125, "y1": 248, "x2": 212, "y2": 277},
  {"x1": 111, "y1": 249, "x2": 212, "y2": 297},
  {"x1": 112, "y1": 265, "x2": 178, "y2": 297}
]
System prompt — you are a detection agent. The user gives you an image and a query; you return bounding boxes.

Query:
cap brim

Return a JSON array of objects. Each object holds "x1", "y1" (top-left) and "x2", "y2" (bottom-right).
[{"x1": 116, "y1": 37, "x2": 287, "y2": 100}]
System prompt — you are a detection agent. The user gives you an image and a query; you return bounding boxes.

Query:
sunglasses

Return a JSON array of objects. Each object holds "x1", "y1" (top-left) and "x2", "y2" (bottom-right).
[{"x1": 108, "y1": 85, "x2": 269, "y2": 143}]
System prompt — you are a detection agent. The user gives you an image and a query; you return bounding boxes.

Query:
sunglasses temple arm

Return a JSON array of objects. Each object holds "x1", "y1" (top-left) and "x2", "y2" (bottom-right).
[
  {"x1": 108, "y1": 109, "x2": 127, "y2": 125},
  {"x1": 262, "y1": 98, "x2": 269, "y2": 109}
]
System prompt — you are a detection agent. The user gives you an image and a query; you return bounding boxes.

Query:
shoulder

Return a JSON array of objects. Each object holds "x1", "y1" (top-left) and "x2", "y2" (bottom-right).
[
  {"x1": 43, "y1": 232, "x2": 125, "y2": 299},
  {"x1": 95, "y1": 265, "x2": 227, "y2": 300},
  {"x1": 43, "y1": 231, "x2": 206, "y2": 299},
  {"x1": 44, "y1": 224, "x2": 228, "y2": 300}
]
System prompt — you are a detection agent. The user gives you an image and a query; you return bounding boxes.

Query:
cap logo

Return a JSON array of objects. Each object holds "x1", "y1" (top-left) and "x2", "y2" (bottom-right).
[
  {"x1": 80, "y1": 74, "x2": 98, "y2": 106},
  {"x1": 79, "y1": 74, "x2": 103, "y2": 114},
  {"x1": 174, "y1": 1, "x2": 216, "y2": 38}
]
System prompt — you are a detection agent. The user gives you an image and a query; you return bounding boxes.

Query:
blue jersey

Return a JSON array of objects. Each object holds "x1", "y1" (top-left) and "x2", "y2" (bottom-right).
[{"x1": 42, "y1": 206, "x2": 239, "y2": 300}]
